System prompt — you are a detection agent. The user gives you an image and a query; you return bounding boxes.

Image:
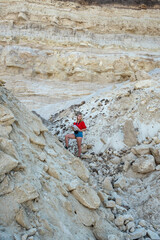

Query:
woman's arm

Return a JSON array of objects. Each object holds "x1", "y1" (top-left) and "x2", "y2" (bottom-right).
[{"x1": 79, "y1": 128, "x2": 86, "y2": 132}]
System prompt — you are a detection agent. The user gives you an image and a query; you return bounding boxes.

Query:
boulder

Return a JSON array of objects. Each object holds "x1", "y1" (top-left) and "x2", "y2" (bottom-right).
[
  {"x1": 138, "y1": 220, "x2": 146, "y2": 227},
  {"x1": 97, "y1": 191, "x2": 108, "y2": 203},
  {"x1": 0, "y1": 105, "x2": 15, "y2": 126},
  {"x1": 103, "y1": 177, "x2": 113, "y2": 191},
  {"x1": 16, "y1": 207, "x2": 30, "y2": 229},
  {"x1": 123, "y1": 120, "x2": 137, "y2": 147},
  {"x1": 104, "y1": 200, "x2": 116, "y2": 209},
  {"x1": 81, "y1": 144, "x2": 88, "y2": 154},
  {"x1": 134, "y1": 79, "x2": 153, "y2": 90},
  {"x1": 0, "y1": 125, "x2": 12, "y2": 137},
  {"x1": 123, "y1": 214, "x2": 134, "y2": 223},
  {"x1": 150, "y1": 148, "x2": 160, "y2": 164},
  {"x1": 107, "y1": 235, "x2": 120, "y2": 240},
  {"x1": 0, "y1": 137, "x2": 19, "y2": 159},
  {"x1": 156, "y1": 165, "x2": 160, "y2": 171},
  {"x1": 130, "y1": 228, "x2": 146, "y2": 239},
  {"x1": 0, "y1": 176, "x2": 14, "y2": 196},
  {"x1": 93, "y1": 218, "x2": 124, "y2": 240},
  {"x1": 110, "y1": 157, "x2": 121, "y2": 165},
  {"x1": 0, "y1": 79, "x2": 5, "y2": 86},
  {"x1": 15, "y1": 182, "x2": 39, "y2": 203},
  {"x1": 126, "y1": 222, "x2": 135, "y2": 232},
  {"x1": 65, "y1": 179, "x2": 79, "y2": 191},
  {"x1": 70, "y1": 158, "x2": 89, "y2": 182},
  {"x1": 47, "y1": 164, "x2": 60, "y2": 180},
  {"x1": 131, "y1": 145, "x2": 151, "y2": 156},
  {"x1": 73, "y1": 200, "x2": 96, "y2": 227},
  {"x1": 132, "y1": 155, "x2": 156, "y2": 173},
  {"x1": 122, "y1": 153, "x2": 137, "y2": 171},
  {"x1": 114, "y1": 176, "x2": 127, "y2": 190},
  {"x1": 38, "y1": 151, "x2": 47, "y2": 162},
  {"x1": 72, "y1": 185, "x2": 101, "y2": 210},
  {"x1": 29, "y1": 132, "x2": 46, "y2": 147},
  {"x1": 0, "y1": 151, "x2": 18, "y2": 175},
  {"x1": 115, "y1": 215, "x2": 125, "y2": 226},
  {"x1": 147, "y1": 230, "x2": 160, "y2": 240}
]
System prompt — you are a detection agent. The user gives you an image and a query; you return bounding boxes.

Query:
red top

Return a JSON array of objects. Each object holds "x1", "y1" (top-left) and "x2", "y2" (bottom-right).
[{"x1": 74, "y1": 121, "x2": 87, "y2": 130}]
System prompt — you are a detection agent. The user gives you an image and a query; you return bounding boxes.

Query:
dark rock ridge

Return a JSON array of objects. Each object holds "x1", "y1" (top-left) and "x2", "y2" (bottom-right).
[{"x1": 59, "y1": 0, "x2": 160, "y2": 7}]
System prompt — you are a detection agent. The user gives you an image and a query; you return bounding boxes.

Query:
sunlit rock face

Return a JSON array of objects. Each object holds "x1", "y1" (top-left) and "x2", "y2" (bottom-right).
[
  {"x1": 0, "y1": 0, "x2": 160, "y2": 111},
  {"x1": 48, "y1": 69, "x2": 160, "y2": 237}
]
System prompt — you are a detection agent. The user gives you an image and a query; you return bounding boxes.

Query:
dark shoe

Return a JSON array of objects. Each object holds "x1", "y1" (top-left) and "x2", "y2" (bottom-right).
[{"x1": 65, "y1": 146, "x2": 68, "y2": 149}]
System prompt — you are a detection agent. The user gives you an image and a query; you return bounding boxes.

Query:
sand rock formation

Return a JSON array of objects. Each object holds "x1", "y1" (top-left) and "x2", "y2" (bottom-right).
[
  {"x1": 0, "y1": 0, "x2": 160, "y2": 111},
  {"x1": 1, "y1": 0, "x2": 160, "y2": 239},
  {"x1": 48, "y1": 69, "x2": 160, "y2": 239},
  {"x1": 0, "y1": 85, "x2": 131, "y2": 240}
]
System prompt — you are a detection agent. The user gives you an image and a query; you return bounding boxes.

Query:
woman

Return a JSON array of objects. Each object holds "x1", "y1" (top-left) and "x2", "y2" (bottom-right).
[{"x1": 65, "y1": 113, "x2": 87, "y2": 158}]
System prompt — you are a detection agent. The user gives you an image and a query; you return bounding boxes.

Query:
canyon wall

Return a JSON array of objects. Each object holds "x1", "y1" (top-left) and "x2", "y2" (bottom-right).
[{"x1": 0, "y1": 0, "x2": 160, "y2": 111}]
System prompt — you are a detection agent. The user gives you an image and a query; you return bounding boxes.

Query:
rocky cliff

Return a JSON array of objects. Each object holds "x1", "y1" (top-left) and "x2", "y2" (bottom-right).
[
  {"x1": 1, "y1": 71, "x2": 160, "y2": 240},
  {"x1": 0, "y1": 82, "x2": 125, "y2": 240},
  {"x1": 1, "y1": 0, "x2": 160, "y2": 239},
  {"x1": 48, "y1": 69, "x2": 160, "y2": 239},
  {"x1": 0, "y1": 0, "x2": 160, "y2": 111}
]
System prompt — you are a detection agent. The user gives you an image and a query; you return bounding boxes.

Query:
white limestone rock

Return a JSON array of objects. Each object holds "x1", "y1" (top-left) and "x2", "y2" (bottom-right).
[
  {"x1": 81, "y1": 144, "x2": 88, "y2": 154},
  {"x1": 104, "y1": 200, "x2": 116, "y2": 209},
  {"x1": 132, "y1": 155, "x2": 156, "y2": 173},
  {"x1": 29, "y1": 132, "x2": 46, "y2": 147},
  {"x1": 15, "y1": 182, "x2": 39, "y2": 203},
  {"x1": 114, "y1": 176, "x2": 128, "y2": 190},
  {"x1": 0, "y1": 79, "x2": 5, "y2": 86},
  {"x1": 38, "y1": 151, "x2": 47, "y2": 162},
  {"x1": 16, "y1": 207, "x2": 30, "y2": 229},
  {"x1": 150, "y1": 148, "x2": 160, "y2": 164},
  {"x1": 73, "y1": 200, "x2": 96, "y2": 227},
  {"x1": 102, "y1": 177, "x2": 113, "y2": 191},
  {"x1": 138, "y1": 220, "x2": 147, "y2": 227},
  {"x1": 72, "y1": 185, "x2": 101, "y2": 210},
  {"x1": 0, "y1": 151, "x2": 18, "y2": 175},
  {"x1": 115, "y1": 196, "x2": 122, "y2": 206},
  {"x1": 0, "y1": 137, "x2": 19, "y2": 159},
  {"x1": 129, "y1": 228, "x2": 146, "y2": 239},
  {"x1": 123, "y1": 214, "x2": 134, "y2": 223},
  {"x1": 97, "y1": 191, "x2": 108, "y2": 203},
  {"x1": 110, "y1": 157, "x2": 121, "y2": 165},
  {"x1": 70, "y1": 158, "x2": 89, "y2": 182},
  {"x1": 65, "y1": 179, "x2": 79, "y2": 191},
  {"x1": 107, "y1": 234, "x2": 120, "y2": 240},
  {"x1": 134, "y1": 80, "x2": 154, "y2": 90},
  {"x1": 115, "y1": 215, "x2": 125, "y2": 226},
  {"x1": 126, "y1": 222, "x2": 135, "y2": 232},
  {"x1": 47, "y1": 164, "x2": 60, "y2": 180},
  {"x1": 156, "y1": 165, "x2": 160, "y2": 171},
  {"x1": 44, "y1": 147, "x2": 58, "y2": 157},
  {"x1": 0, "y1": 176, "x2": 14, "y2": 196},
  {"x1": 0, "y1": 125, "x2": 12, "y2": 137},
  {"x1": 93, "y1": 218, "x2": 124, "y2": 240},
  {"x1": 131, "y1": 145, "x2": 151, "y2": 156},
  {"x1": 147, "y1": 230, "x2": 160, "y2": 240},
  {"x1": 0, "y1": 105, "x2": 15, "y2": 126}
]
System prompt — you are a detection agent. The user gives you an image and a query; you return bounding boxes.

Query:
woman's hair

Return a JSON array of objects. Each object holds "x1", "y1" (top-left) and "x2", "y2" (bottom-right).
[{"x1": 76, "y1": 112, "x2": 83, "y2": 122}]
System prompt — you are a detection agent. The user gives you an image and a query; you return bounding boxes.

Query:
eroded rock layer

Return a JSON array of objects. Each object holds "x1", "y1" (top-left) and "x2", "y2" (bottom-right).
[{"x1": 0, "y1": 0, "x2": 160, "y2": 110}]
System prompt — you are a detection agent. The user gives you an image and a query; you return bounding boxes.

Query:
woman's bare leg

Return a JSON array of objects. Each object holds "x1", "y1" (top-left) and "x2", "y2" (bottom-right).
[
  {"x1": 65, "y1": 134, "x2": 76, "y2": 147},
  {"x1": 76, "y1": 137, "x2": 82, "y2": 157}
]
